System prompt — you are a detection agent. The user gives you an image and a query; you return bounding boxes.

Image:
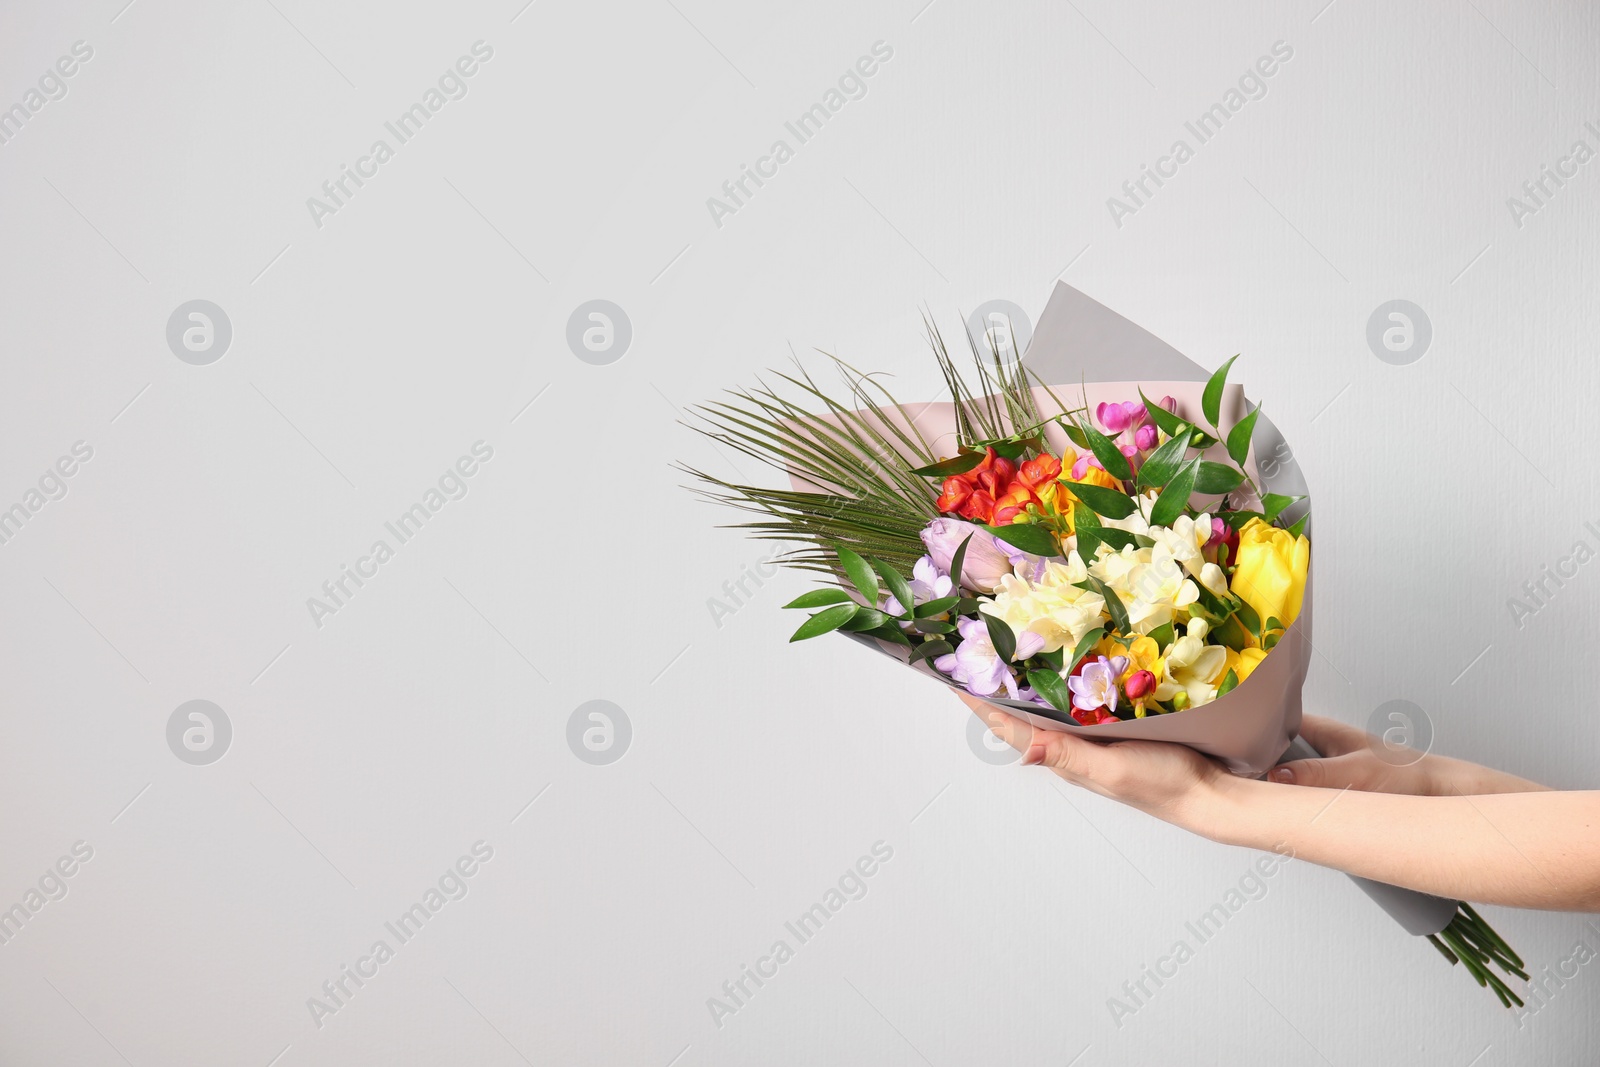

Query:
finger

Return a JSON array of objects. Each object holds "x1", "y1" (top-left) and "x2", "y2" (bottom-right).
[
  {"x1": 1297, "y1": 715, "x2": 1374, "y2": 758},
  {"x1": 956, "y1": 693, "x2": 1032, "y2": 750},
  {"x1": 1268, "y1": 751, "x2": 1389, "y2": 790}
]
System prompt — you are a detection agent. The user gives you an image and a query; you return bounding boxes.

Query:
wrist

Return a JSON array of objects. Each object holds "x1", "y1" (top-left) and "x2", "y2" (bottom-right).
[{"x1": 1171, "y1": 767, "x2": 1260, "y2": 843}]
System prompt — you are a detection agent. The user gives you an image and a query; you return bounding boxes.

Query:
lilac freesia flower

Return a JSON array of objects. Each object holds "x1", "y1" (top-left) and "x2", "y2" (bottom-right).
[
  {"x1": 1067, "y1": 655, "x2": 1130, "y2": 713},
  {"x1": 884, "y1": 555, "x2": 954, "y2": 616},
  {"x1": 933, "y1": 616, "x2": 1046, "y2": 699},
  {"x1": 920, "y1": 518, "x2": 1049, "y2": 593}
]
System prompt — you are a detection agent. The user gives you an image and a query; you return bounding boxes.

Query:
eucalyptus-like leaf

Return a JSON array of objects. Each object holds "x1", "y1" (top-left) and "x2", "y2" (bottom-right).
[
  {"x1": 782, "y1": 588, "x2": 852, "y2": 609},
  {"x1": 1194, "y1": 462, "x2": 1245, "y2": 495},
  {"x1": 1027, "y1": 669, "x2": 1073, "y2": 712},
  {"x1": 870, "y1": 558, "x2": 915, "y2": 619},
  {"x1": 1203, "y1": 354, "x2": 1238, "y2": 428},
  {"x1": 908, "y1": 451, "x2": 985, "y2": 478},
  {"x1": 912, "y1": 617, "x2": 956, "y2": 634},
  {"x1": 984, "y1": 522, "x2": 1059, "y2": 557},
  {"x1": 1068, "y1": 626, "x2": 1105, "y2": 672},
  {"x1": 1140, "y1": 390, "x2": 1184, "y2": 436},
  {"x1": 1078, "y1": 418, "x2": 1132, "y2": 482},
  {"x1": 1226, "y1": 405, "x2": 1260, "y2": 467},
  {"x1": 864, "y1": 623, "x2": 913, "y2": 646},
  {"x1": 1149, "y1": 458, "x2": 1199, "y2": 529},
  {"x1": 983, "y1": 612, "x2": 1016, "y2": 663},
  {"x1": 841, "y1": 607, "x2": 892, "y2": 632},
  {"x1": 1137, "y1": 428, "x2": 1192, "y2": 489},
  {"x1": 834, "y1": 545, "x2": 878, "y2": 604},
  {"x1": 1261, "y1": 493, "x2": 1301, "y2": 523},
  {"x1": 948, "y1": 533, "x2": 973, "y2": 591},
  {"x1": 789, "y1": 603, "x2": 858, "y2": 642},
  {"x1": 1064, "y1": 480, "x2": 1136, "y2": 518},
  {"x1": 914, "y1": 596, "x2": 960, "y2": 618},
  {"x1": 909, "y1": 639, "x2": 953, "y2": 664},
  {"x1": 1147, "y1": 621, "x2": 1174, "y2": 650},
  {"x1": 1216, "y1": 668, "x2": 1240, "y2": 697},
  {"x1": 1080, "y1": 576, "x2": 1129, "y2": 634}
]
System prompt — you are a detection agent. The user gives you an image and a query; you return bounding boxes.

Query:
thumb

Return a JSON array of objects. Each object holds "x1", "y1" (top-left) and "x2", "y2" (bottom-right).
[{"x1": 1268, "y1": 752, "x2": 1383, "y2": 790}]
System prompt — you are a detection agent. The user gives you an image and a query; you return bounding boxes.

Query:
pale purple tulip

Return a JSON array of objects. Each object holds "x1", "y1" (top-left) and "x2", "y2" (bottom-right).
[
  {"x1": 1067, "y1": 655, "x2": 1130, "y2": 713},
  {"x1": 933, "y1": 616, "x2": 1047, "y2": 698},
  {"x1": 920, "y1": 518, "x2": 1044, "y2": 593}
]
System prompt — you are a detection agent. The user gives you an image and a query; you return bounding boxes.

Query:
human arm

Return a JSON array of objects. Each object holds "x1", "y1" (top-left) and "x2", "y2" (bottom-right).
[{"x1": 966, "y1": 697, "x2": 1600, "y2": 911}]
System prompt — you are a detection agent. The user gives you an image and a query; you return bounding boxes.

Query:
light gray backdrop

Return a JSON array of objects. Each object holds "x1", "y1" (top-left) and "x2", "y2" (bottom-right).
[{"x1": 1, "y1": 0, "x2": 1596, "y2": 1064}]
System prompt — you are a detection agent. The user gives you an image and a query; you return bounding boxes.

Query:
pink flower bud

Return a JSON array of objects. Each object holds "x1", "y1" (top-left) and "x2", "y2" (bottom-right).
[
  {"x1": 1134, "y1": 423, "x2": 1158, "y2": 451},
  {"x1": 1097, "y1": 401, "x2": 1132, "y2": 433},
  {"x1": 1125, "y1": 670, "x2": 1156, "y2": 700}
]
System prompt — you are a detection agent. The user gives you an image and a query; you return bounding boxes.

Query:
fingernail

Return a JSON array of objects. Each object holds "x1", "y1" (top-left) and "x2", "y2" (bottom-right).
[{"x1": 1269, "y1": 767, "x2": 1293, "y2": 783}]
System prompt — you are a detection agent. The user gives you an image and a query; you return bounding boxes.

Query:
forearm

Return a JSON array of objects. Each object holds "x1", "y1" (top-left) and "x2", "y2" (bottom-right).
[
  {"x1": 1189, "y1": 776, "x2": 1600, "y2": 910},
  {"x1": 1420, "y1": 753, "x2": 1550, "y2": 796}
]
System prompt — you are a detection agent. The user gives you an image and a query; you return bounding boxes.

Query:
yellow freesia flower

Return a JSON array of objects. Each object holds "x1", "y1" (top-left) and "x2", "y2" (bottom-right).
[{"x1": 1231, "y1": 518, "x2": 1309, "y2": 629}]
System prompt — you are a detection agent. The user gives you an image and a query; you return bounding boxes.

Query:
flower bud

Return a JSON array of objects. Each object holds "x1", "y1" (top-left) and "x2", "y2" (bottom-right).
[
  {"x1": 1171, "y1": 690, "x2": 1190, "y2": 711},
  {"x1": 1125, "y1": 669, "x2": 1156, "y2": 700},
  {"x1": 1134, "y1": 423, "x2": 1158, "y2": 451}
]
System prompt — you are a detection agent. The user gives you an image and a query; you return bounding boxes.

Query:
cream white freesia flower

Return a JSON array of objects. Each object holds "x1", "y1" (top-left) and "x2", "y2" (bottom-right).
[
  {"x1": 979, "y1": 557, "x2": 1105, "y2": 654},
  {"x1": 1154, "y1": 618, "x2": 1229, "y2": 708},
  {"x1": 1100, "y1": 490, "x2": 1158, "y2": 536},
  {"x1": 1146, "y1": 513, "x2": 1211, "y2": 579},
  {"x1": 1197, "y1": 561, "x2": 1229, "y2": 599},
  {"x1": 1114, "y1": 543, "x2": 1200, "y2": 634}
]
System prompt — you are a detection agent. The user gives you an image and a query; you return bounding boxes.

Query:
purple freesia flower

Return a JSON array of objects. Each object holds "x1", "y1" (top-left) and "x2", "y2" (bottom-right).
[
  {"x1": 884, "y1": 555, "x2": 954, "y2": 616},
  {"x1": 933, "y1": 616, "x2": 1046, "y2": 699},
  {"x1": 1066, "y1": 655, "x2": 1130, "y2": 713}
]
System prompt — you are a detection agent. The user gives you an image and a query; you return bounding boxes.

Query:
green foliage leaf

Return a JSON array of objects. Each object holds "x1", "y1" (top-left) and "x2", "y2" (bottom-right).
[
  {"x1": 1265, "y1": 616, "x2": 1283, "y2": 633},
  {"x1": 1226, "y1": 405, "x2": 1260, "y2": 467},
  {"x1": 1262, "y1": 493, "x2": 1302, "y2": 524},
  {"x1": 789, "y1": 603, "x2": 858, "y2": 641},
  {"x1": 1094, "y1": 528, "x2": 1138, "y2": 552},
  {"x1": 782, "y1": 588, "x2": 852, "y2": 609},
  {"x1": 1068, "y1": 626, "x2": 1105, "y2": 673},
  {"x1": 870, "y1": 558, "x2": 915, "y2": 619},
  {"x1": 914, "y1": 596, "x2": 960, "y2": 618},
  {"x1": 841, "y1": 607, "x2": 892, "y2": 631},
  {"x1": 1147, "y1": 621, "x2": 1175, "y2": 650},
  {"x1": 909, "y1": 451, "x2": 984, "y2": 477},
  {"x1": 1234, "y1": 599, "x2": 1262, "y2": 641},
  {"x1": 1203, "y1": 355, "x2": 1238, "y2": 428},
  {"x1": 865, "y1": 623, "x2": 913, "y2": 646},
  {"x1": 835, "y1": 545, "x2": 878, "y2": 604},
  {"x1": 1219, "y1": 509, "x2": 1264, "y2": 531},
  {"x1": 1194, "y1": 462, "x2": 1245, "y2": 495},
  {"x1": 1149, "y1": 458, "x2": 1199, "y2": 529},
  {"x1": 983, "y1": 611, "x2": 1016, "y2": 663},
  {"x1": 1027, "y1": 669, "x2": 1073, "y2": 712},
  {"x1": 1137, "y1": 428, "x2": 1192, "y2": 489},
  {"x1": 1063, "y1": 480, "x2": 1136, "y2": 518},
  {"x1": 1216, "y1": 668, "x2": 1239, "y2": 697},
  {"x1": 1060, "y1": 420, "x2": 1089, "y2": 448},
  {"x1": 948, "y1": 533, "x2": 973, "y2": 591},
  {"x1": 1037, "y1": 646, "x2": 1065, "y2": 671},
  {"x1": 1212, "y1": 615, "x2": 1253, "y2": 652},
  {"x1": 1080, "y1": 576, "x2": 1130, "y2": 635},
  {"x1": 912, "y1": 617, "x2": 956, "y2": 634},
  {"x1": 1140, "y1": 390, "x2": 1184, "y2": 437},
  {"x1": 909, "y1": 639, "x2": 953, "y2": 664},
  {"x1": 984, "y1": 522, "x2": 1059, "y2": 557},
  {"x1": 1287, "y1": 512, "x2": 1310, "y2": 538},
  {"x1": 1078, "y1": 419, "x2": 1132, "y2": 482}
]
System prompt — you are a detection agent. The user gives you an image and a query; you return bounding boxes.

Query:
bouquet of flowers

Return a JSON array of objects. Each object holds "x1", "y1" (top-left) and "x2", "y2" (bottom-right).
[{"x1": 686, "y1": 282, "x2": 1526, "y2": 1007}]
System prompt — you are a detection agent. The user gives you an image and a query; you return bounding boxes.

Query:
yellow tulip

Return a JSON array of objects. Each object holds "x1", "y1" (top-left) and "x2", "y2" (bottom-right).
[{"x1": 1231, "y1": 518, "x2": 1309, "y2": 629}]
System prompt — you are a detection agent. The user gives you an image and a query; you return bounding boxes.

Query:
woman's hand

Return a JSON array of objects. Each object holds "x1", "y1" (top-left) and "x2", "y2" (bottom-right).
[
  {"x1": 1269, "y1": 715, "x2": 1549, "y2": 796},
  {"x1": 959, "y1": 693, "x2": 1226, "y2": 828}
]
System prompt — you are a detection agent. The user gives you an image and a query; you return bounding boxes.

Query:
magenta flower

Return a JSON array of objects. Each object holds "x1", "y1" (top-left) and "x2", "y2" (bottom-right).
[
  {"x1": 1134, "y1": 423, "x2": 1159, "y2": 451},
  {"x1": 1096, "y1": 401, "x2": 1144, "y2": 434},
  {"x1": 1070, "y1": 453, "x2": 1104, "y2": 481},
  {"x1": 1066, "y1": 655, "x2": 1130, "y2": 713}
]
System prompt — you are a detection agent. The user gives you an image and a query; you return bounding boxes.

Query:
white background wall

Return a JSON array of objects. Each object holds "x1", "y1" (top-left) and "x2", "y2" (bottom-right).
[{"x1": 0, "y1": 0, "x2": 1596, "y2": 1063}]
